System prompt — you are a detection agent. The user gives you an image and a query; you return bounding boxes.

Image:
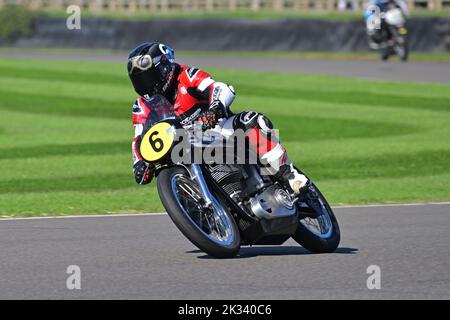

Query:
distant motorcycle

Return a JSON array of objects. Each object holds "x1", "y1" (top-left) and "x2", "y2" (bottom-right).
[
  {"x1": 138, "y1": 95, "x2": 340, "y2": 258},
  {"x1": 365, "y1": 5, "x2": 409, "y2": 61}
]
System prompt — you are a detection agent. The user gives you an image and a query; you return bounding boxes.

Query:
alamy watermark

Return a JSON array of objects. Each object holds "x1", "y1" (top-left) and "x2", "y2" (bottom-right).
[
  {"x1": 66, "y1": 265, "x2": 81, "y2": 290},
  {"x1": 162, "y1": 126, "x2": 283, "y2": 176},
  {"x1": 66, "y1": 5, "x2": 81, "y2": 30},
  {"x1": 366, "y1": 5, "x2": 383, "y2": 31},
  {"x1": 366, "y1": 265, "x2": 381, "y2": 290}
]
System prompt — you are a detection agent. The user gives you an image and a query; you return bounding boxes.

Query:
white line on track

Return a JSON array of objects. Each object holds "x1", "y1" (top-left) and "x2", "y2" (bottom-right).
[
  {"x1": 333, "y1": 201, "x2": 450, "y2": 209},
  {"x1": 1, "y1": 202, "x2": 449, "y2": 221}
]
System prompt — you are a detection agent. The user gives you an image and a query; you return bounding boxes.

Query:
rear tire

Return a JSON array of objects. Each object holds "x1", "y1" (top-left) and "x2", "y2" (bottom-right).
[
  {"x1": 157, "y1": 166, "x2": 241, "y2": 258},
  {"x1": 292, "y1": 184, "x2": 340, "y2": 253}
]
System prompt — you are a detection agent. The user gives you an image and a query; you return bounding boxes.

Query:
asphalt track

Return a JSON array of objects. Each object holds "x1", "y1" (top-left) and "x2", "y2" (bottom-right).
[
  {"x1": 0, "y1": 203, "x2": 449, "y2": 299},
  {"x1": 181, "y1": 56, "x2": 450, "y2": 84},
  {"x1": 1, "y1": 51, "x2": 450, "y2": 84}
]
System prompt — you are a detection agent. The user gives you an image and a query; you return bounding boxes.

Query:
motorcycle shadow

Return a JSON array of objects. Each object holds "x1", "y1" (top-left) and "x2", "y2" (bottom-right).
[{"x1": 188, "y1": 247, "x2": 358, "y2": 259}]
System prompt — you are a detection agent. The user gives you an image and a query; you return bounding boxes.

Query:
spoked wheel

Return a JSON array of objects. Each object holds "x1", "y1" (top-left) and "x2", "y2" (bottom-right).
[
  {"x1": 172, "y1": 173, "x2": 234, "y2": 245},
  {"x1": 157, "y1": 166, "x2": 240, "y2": 258},
  {"x1": 292, "y1": 182, "x2": 340, "y2": 253}
]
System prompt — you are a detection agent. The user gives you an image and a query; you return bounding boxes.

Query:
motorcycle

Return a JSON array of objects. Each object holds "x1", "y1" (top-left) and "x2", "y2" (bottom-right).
[
  {"x1": 365, "y1": 5, "x2": 409, "y2": 61},
  {"x1": 138, "y1": 95, "x2": 340, "y2": 258}
]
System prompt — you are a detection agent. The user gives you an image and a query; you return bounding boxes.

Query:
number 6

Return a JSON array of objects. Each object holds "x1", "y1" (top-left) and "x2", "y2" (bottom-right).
[{"x1": 149, "y1": 131, "x2": 164, "y2": 152}]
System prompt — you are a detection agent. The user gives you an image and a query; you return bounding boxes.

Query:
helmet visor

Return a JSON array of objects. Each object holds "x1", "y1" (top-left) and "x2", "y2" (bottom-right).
[{"x1": 128, "y1": 57, "x2": 164, "y2": 98}]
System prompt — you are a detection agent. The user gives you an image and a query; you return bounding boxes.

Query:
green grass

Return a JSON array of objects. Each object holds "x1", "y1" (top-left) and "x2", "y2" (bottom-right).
[
  {"x1": 43, "y1": 9, "x2": 360, "y2": 21},
  {"x1": 42, "y1": 9, "x2": 450, "y2": 21},
  {"x1": 0, "y1": 58, "x2": 449, "y2": 217}
]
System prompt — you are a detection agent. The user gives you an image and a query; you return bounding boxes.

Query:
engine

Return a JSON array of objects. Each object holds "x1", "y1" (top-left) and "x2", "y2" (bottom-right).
[
  {"x1": 206, "y1": 164, "x2": 243, "y2": 201},
  {"x1": 249, "y1": 185, "x2": 296, "y2": 220},
  {"x1": 207, "y1": 164, "x2": 296, "y2": 220}
]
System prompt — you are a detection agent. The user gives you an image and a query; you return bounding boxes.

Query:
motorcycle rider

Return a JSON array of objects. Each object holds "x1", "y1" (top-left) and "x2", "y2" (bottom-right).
[
  {"x1": 365, "y1": 0, "x2": 409, "y2": 49},
  {"x1": 128, "y1": 42, "x2": 308, "y2": 194}
]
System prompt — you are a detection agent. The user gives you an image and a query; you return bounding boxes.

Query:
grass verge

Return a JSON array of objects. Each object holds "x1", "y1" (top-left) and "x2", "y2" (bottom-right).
[{"x1": 42, "y1": 9, "x2": 450, "y2": 21}]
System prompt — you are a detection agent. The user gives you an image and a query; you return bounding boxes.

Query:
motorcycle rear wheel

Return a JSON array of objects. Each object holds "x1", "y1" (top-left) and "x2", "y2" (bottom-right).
[
  {"x1": 292, "y1": 183, "x2": 340, "y2": 253},
  {"x1": 157, "y1": 166, "x2": 241, "y2": 258},
  {"x1": 395, "y1": 41, "x2": 409, "y2": 62}
]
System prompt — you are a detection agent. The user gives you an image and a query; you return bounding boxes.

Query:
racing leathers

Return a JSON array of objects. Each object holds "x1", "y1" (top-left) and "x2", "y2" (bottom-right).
[{"x1": 131, "y1": 64, "x2": 308, "y2": 194}]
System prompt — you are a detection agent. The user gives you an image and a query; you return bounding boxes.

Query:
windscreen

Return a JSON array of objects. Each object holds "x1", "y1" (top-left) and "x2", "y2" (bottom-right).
[{"x1": 144, "y1": 95, "x2": 176, "y2": 126}]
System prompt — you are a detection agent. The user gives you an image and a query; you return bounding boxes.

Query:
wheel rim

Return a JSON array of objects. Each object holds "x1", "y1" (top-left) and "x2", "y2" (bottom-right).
[
  {"x1": 299, "y1": 186, "x2": 334, "y2": 239},
  {"x1": 171, "y1": 173, "x2": 235, "y2": 246}
]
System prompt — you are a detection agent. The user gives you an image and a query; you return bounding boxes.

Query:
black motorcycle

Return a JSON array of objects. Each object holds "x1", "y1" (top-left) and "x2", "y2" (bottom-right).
[{"x1": 138, "y1": 95, "x2": 340, "y2": 258}]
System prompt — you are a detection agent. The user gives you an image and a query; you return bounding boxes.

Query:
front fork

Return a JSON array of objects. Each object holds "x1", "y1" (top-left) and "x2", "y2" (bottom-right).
[{"x1": 189, "y1": 164, "x2": 214, "y2": 208}]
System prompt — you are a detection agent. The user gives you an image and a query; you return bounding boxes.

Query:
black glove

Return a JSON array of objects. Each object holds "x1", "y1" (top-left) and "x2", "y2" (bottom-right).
[
  {"x1": 198, "y1": 100, "x2": 228, "y2": 130},
  {"x1": 209, "y1": 100, "x2": 227, "y2": 119},
  {"x1": 198, "y1": 111, "x2": 218, "y2": 130},
  {"x1": 133, "y1": 160, "x2": 153, "y2": 185}
]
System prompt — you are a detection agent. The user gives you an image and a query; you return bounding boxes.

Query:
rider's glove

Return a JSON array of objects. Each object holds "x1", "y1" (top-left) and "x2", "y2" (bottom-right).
[
  {"x1": 133, "y1": 160, "x2": 154, "y2": 185},
  {"x1": 198, "y1": 111, "x2": 218, "y2": 130},
  {"x1": 198, "y1": 101, "x2": 227, "y2": 130},
  {"x1": 209, "y1": 100, "x2": 227, "y2": 119}
]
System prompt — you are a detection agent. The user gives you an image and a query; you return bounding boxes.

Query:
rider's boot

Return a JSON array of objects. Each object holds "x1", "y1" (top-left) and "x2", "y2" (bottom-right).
[
  {"x1": 245, "y1": 120, "x2": 308, "y2": 195},
  {"x1": 274, "y1": 162, "x2": 309, "y2": 195},
  {"x1": 259, "y1": 145, "x2": 308, "y2": 195}
]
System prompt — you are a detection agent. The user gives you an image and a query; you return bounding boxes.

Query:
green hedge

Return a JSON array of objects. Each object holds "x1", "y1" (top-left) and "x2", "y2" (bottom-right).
[{"x1": 0, "y1": 5, "x2": 37, "y2": 40}]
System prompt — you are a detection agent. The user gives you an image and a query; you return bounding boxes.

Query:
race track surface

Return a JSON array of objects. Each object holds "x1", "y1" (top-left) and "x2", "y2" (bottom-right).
[
  {"x1": 1, "y1": 51, "x2": 450, "y2": 84},
  {"x1": 182, "y1": 56, "x2": 450, "y2": 84},
  {"x1": 0, "y1": 203, "x2": 449, "y2": 299}
]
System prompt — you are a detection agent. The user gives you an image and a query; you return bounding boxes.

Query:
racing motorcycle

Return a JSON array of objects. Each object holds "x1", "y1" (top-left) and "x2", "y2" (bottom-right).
[
  {"x1": 365, "y1": 5, "x2": 409, "y2": 61},
  {"x1": 138, "y1": 95, "x2": 340, "y2": 258}
]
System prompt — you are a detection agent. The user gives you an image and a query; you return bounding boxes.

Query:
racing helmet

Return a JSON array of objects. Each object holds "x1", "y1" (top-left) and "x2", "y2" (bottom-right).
[{"x1": 127, "y1": 42, "x2": 176, "y2": 100}]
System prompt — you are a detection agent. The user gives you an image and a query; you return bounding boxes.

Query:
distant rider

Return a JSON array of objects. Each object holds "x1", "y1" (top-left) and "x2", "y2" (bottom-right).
[
  {"x1": 128, "y1": 42, "x2": 308, "y2": 194},
  {"x1": 364, "y1": 0, "x2": 409, "y2": 49}
]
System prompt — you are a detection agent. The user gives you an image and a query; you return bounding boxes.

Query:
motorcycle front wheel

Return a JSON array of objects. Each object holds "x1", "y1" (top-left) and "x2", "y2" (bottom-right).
[{"x1": 157, "y1": 166, "x2": 241, "y2": 258}]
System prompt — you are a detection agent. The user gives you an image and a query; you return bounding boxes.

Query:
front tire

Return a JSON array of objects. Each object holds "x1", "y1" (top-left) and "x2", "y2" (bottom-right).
[{"x1": 157, "y1": 166, "x2": 241, "y2": 258}]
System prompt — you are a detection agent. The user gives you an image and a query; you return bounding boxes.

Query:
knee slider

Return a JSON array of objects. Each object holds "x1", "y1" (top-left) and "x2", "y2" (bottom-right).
[
  {"x1": 256, "y1": 114, "x2": 273, "y2": 133},
  {"x1": 233, "y1": 111, "x2": 274, "y2": 132}
]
